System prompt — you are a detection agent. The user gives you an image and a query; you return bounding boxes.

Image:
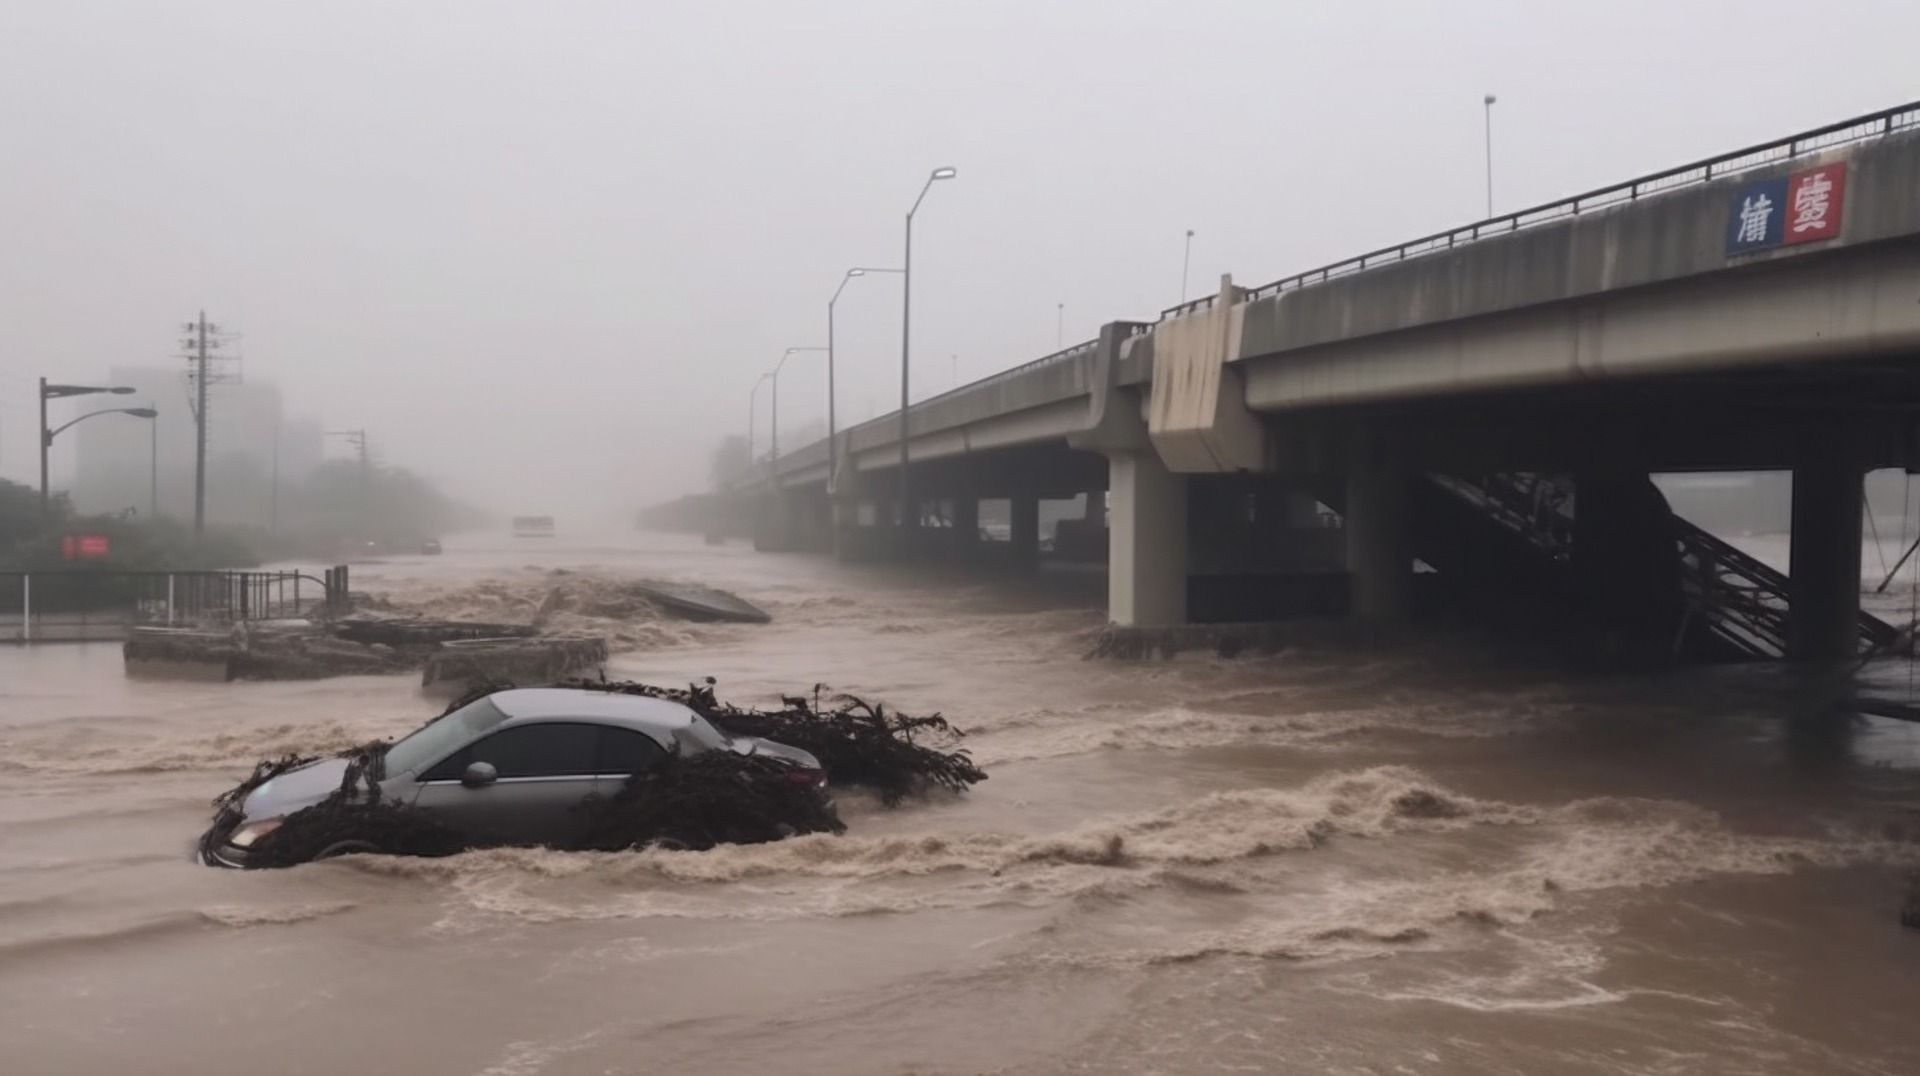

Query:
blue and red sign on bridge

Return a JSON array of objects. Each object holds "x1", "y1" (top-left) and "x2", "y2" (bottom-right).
[{"x1": 1727, "y1": 163, "x2": 1847, "y2": 255}]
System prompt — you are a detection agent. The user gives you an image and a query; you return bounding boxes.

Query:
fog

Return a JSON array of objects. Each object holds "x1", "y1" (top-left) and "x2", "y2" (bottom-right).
[{"x1": 4, "y1": 0, "x2": 1917, "y2": 528}]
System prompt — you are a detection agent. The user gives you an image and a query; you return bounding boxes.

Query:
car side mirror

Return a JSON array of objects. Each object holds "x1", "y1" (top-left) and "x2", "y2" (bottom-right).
[{"x1": 461, "y1": 761, "x2": 498, "y2": 789}]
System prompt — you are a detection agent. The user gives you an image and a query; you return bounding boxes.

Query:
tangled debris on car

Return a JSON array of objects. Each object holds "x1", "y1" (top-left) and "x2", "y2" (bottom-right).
[
  {"x1": 474, "y1": 676, "x2": 987, "y2": 806},
  {"x1": 199, "y1": 678, "x2": 981, "y2": 868}
]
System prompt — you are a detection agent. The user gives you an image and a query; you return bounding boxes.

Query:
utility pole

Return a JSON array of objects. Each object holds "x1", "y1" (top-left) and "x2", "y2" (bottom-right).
[
  {"x1": 192, "y1": 312, "x2": 209, "y2": 534},
  {"x1": 269, "y1": 411, "x2": 280, "y2": 535},
  {"x1": 181, "y1": 311, "x2": 232, "y2": 537},
  {"x1": 327, "y1": 428, "x2": 371, "y2": 538}
]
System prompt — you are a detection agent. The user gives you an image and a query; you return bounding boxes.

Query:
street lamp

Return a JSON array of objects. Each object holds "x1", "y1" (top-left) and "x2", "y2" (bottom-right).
[
  {"x1": 747, "y1": 371, "x2": 773, "y2": 473},
  {"x1": 1180, "y1": 229, "x2": 1196, "y2": 303},
  {"x1": 38, "y1": 378, "x2": 140, "y2": 515},
  {"x1": 900, "y1": 165, "x2": 957, "y2": 533},
  {"x1": 770, "y1": 346, "x2": 828, "y2": 465},
  {"x1": 828, "y1": 266, "x2": 902, "y2": 491},
  {"x1": 1483, "y1": 93, "x2": 1497, "y2": 218},
  {"x1": 148, "y1": 402, "x2": 160, "y2": 519}
]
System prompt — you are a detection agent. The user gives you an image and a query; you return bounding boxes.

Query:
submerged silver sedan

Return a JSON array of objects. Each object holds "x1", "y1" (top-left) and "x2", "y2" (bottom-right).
[{"x1": 203, "y1": 688, "x2": 824, "y2": 867}]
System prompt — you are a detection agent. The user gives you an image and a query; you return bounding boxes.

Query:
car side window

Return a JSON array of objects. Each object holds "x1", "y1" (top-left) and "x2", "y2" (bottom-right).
[
  {"x1": 596, "y1": 726, "x2": 669, "y2": 776},
  {"x1": 420, "y1": 723, "x2": 602, "y2": 781}
]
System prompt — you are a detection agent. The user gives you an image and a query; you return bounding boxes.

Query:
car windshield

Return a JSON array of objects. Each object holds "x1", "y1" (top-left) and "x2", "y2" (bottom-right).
[{"x1": 382, "y1": 697, "x2": 508, "y2": 777}]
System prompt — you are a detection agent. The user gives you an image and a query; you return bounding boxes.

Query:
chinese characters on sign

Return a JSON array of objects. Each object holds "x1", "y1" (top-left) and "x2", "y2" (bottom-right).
[
  {"x1": 1785, "y1": 165, "x2": 1843, "y2": 243},
  {"x1": 1727, "y1": 163, "x2": 1847, "y2": 255}
]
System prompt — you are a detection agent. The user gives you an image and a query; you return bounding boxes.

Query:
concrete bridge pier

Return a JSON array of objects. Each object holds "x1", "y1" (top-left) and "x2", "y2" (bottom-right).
[
  {"x1": 1344, "y1": 434, "x2": 1413, "y2": 626},
  {"x1": 1572, "y1": 468, "x2": 1685, "y2": 665},
  {"x1": 1788, "y1": 442, "x2": 1865, "y2": 662},
  {"x1": 830, "y1": 472, "x2": 892, "y2": 562},
  {"x1": 1011, "y1": 492, "x2": 1041, "y2": 569},
  {"x1": 752, "y1": 488, "x2": 832, "y2": 554},
  {"x1": 1107, "y1": 450, "x2": 1188, "y2": 626},
  {"x1": 950, "y1": 495, "x2": 981, "y2": 559}
]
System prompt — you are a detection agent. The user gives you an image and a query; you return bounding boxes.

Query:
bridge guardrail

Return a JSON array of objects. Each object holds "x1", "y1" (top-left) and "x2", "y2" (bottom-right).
[
  {"x1": 761, "y1": 102, "x2": 1920, "y2": 481},
  {"x1": 1160, "y1": 101, "x2": 1920, "y2": 320}
]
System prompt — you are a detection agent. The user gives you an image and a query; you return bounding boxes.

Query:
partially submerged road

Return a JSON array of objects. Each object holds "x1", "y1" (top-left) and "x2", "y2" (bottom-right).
[{"x1": 2, "y1": 531, "x2": 1917, "y2": 1074}]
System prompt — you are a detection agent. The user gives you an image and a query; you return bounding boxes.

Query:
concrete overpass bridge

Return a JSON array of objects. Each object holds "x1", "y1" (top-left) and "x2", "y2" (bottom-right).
[{"x1": 744, "y1": 102, "x2": 1920, "y2": 662}]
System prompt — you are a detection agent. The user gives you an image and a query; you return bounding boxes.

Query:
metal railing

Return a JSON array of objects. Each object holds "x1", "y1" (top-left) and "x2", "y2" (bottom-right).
[
  {"x1": 761, "y1": 328, "x2": 1157, "y2": 481},
  {"x1": 762, "y1": 102, "x2": 1920, "y2": 475},
  {"x1": 1161, "y1": 101, "x2": 1920, "y2": 320},
  {"x1": 1434, "y1": 472, "x2": 1896, "y2": 660},
  {"x1": 783, "y1": 337, "x2": 1105, "y2": 478},
  {"x1": 0, "y1": 568, "x2": 346, "y2": 644}
]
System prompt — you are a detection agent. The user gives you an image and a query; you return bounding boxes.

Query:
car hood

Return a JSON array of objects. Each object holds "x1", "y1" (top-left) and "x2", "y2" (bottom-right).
[
  {"x1": 242, "y1": 757, "x2": 353, "y2": 821},
  {"x1": 728, "y1": 737, "x2": 821, "y2": 770}
]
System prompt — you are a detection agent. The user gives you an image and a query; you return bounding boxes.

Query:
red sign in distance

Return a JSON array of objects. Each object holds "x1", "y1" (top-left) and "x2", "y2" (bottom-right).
[{"x1": 62, "y1": 534, "x2": 110, "y2": 560}]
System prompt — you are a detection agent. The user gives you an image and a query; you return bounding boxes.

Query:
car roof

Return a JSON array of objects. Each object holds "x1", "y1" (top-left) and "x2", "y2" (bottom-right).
[{"x1": 487, "y1": 688, "x2": 701, "y2": 733}]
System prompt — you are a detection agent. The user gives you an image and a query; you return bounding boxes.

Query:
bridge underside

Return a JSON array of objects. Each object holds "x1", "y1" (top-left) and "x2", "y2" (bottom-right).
[{"x1": 754, "y1": 351, "x2": 1919, "y2": 664}]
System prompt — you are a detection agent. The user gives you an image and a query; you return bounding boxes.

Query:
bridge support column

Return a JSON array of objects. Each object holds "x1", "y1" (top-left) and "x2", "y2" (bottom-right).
[
  {"x1": 832, "y1": 473, "x2": 889, "y2": 562},
  {"x1": 1108, "y1": 451, "x2": 1188, "y2": 627},
  {"x1": 1344, "y1": 438, "x2": 1412, "y2": 626},
  {"x1": 1011, "y1": 494, "x2": 1040, "y2": 568},
  {"x1": 1788, "y1": 449, "x2": 1864, "y2": 662},
  {"x1": 951, "y1": 496, "x2": 980, "y2": 558}
]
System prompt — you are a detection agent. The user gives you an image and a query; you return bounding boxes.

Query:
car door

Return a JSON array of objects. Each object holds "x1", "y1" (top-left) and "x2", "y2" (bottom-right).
[
  {"x1": 591, "y1": 725, "x2": 672, "y2": 799},
  {"x1": 411, "y1": 722, "x2": 603, "y2": 848}
]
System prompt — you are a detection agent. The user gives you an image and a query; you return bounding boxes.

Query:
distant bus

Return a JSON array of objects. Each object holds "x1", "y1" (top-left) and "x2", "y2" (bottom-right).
[{"x1": 511, "y1": 515, "x2": 555, "y2": 538}]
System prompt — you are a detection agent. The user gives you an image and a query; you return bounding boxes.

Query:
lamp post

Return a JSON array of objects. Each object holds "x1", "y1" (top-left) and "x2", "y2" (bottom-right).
[
  {"x1": 899, "y1": 165, "x2": 957, "y2": 534},
  {"x1": 747, "y1": 372, "x2": 772, "y2": 472},
  {"x1": 769, "y1": 346, "x2": 828, "y2": 464},
  {"x1": 828, "y1": 266, "x2": 902, "y2": 493},
  {"x1": 149, "y1": 401, "x2": 159, "y2": 519},
  {"x1": 38, "y1": 378, "x2": 140, "y2": 515},
  {"x1": 1180, "y1": 229, "x2": 1195, "y2": 303},
  {"x1": 1483, "y1": 93, "x2": 1497, "y2": 218}
]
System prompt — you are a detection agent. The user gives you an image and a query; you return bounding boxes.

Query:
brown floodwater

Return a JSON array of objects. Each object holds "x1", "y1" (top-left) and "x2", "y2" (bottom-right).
[{"x1": 2, "y1": 532, "x2": 1918, "y2": 1075}]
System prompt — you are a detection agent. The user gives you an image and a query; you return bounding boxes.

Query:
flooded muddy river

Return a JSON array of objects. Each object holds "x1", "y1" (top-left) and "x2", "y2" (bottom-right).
[{"x1": 3, "y1": 532, "x2": 1918, "y2": 1074}]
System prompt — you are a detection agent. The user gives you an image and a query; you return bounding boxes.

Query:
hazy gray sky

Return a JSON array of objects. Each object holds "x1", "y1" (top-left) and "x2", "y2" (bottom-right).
[{"x1": 4, "y1": 0, "x2": 1916, "y2": 524}]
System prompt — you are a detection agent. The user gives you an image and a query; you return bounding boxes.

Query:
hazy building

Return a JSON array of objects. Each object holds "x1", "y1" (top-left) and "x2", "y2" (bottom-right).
[{"x1": 66, "y1": 366, "x2": 320, "y2": 526}]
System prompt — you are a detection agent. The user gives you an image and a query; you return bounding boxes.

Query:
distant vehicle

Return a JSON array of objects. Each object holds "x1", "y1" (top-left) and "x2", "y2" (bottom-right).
[
  {"x1": 512, "y1": 515, "x2": 555, "y2": 538},
  {"x1": 200, "y1": 688, "x2": 824, "y2": 868},
  {"x1": 420, "y1": 539, "x2": 443, "y2": 555}
]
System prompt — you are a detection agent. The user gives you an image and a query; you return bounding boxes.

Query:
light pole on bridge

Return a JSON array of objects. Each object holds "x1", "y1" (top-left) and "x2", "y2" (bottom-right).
[
  {"x1": 828, "y1": 266, "x2": 901, "y2": 493},
  {"x1": 899, "y1": 165, "x2": 957, "y2": 535},
  {"x1": 747, "y1": 371, "x2": 773, "y2": 473},
  {"x1": 1180, "y1": 229, "x2": 1195, "y2": 303},
  {"x1": 1483, "y1": 93, "x2": 1497, "y2": 218},
  {"x1": 769, "y1": 346, "x2": 828, "y2": 465}
]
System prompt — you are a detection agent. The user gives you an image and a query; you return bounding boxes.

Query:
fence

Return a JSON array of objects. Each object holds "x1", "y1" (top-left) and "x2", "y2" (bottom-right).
[{"x1": 0, "y1": 567, "x2": 348, "y2": 643}]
